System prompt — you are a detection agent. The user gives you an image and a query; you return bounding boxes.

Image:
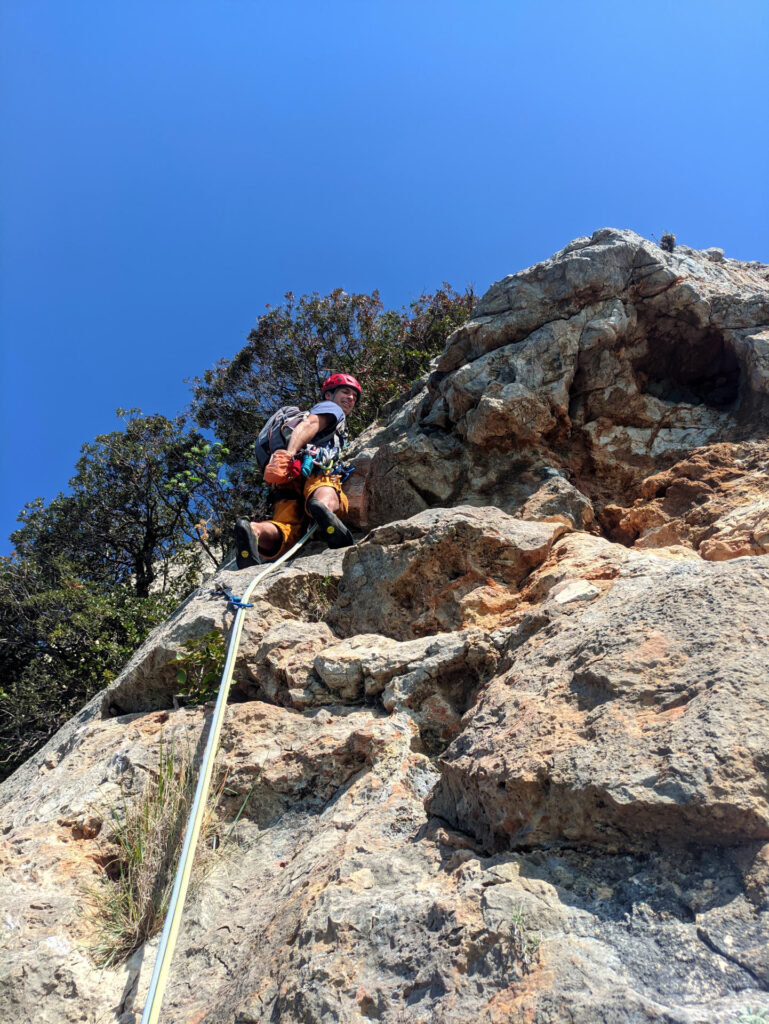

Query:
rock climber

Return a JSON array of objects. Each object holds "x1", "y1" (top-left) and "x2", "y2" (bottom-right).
[{"x1": 233, "y1": 373, "x2": 361, "y2": 568}]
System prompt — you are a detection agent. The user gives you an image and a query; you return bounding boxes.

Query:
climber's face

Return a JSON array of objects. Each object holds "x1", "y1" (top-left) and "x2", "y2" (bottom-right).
[{"x1": 327, "y1": 386, "x2": 358, "y2": 414}]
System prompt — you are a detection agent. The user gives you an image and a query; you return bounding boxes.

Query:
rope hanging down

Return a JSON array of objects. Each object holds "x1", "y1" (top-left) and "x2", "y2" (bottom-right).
[{"x1": 140, "y1": 524, "x2": 318, "y2": 1024}]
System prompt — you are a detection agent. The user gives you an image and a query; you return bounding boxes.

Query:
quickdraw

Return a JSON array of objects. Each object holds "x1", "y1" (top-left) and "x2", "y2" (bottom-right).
[
  {"x1": 214, "y1": 582, "x2": 254, "y2": 610},
  {"x1": 303, "y1": 442, "x2": 344, "y2": 474}
]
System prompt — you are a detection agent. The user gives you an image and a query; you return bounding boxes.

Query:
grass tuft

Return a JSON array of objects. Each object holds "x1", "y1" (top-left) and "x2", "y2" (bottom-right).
[
  {"x1": 304, "y1": 574, "x2": 339, "y2": 622},
  {"x1": 85, "y1": 737, "x2": 222, "y2": 968},
  {"x1": 510, "y1": 905, "x2": 541, "y2": 973}
]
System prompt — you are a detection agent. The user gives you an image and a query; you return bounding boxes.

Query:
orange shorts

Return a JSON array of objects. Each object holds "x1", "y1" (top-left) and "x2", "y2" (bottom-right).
[{"x1": 267, "y1": 473, "x2": 349, "y2": 558}]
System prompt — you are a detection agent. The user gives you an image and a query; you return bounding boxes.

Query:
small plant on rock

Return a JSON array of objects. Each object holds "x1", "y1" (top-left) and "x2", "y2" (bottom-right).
[
  {"x1": 510, "y1": 905, "x2": 542, "y2": 973},
  {"x1": 304, "y1": 574, "x2": 339, "y2": 622},
  {"x1": 86, "y1": 739, "x2": 221, "y2": 967},
  {"x1": 737, "y1": 1009, "x2": 769, "y2": 1024},
  {"x1": 172, "y1": 629, "x2": 227, "y2": 705}
]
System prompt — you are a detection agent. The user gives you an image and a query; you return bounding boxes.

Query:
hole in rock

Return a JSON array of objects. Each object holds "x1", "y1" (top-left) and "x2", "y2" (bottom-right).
[
  {"x1": 634, "y1": 325, "x2": 740, "y2": 409},
  {"x1": 94, "y1": 850, "x2": 123, "y2": 881},
  {"x1": 407, "y1": 668, "x2": 486, "y2": 757}
]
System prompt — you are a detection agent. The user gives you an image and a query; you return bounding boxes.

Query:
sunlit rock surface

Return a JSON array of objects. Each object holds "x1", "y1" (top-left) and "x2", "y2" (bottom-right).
[
  {"x1": 355, "y1": 228, "x2": 769, "y2": 531},
  {"x1": 2, "y1": 228, "x2": 768, "y2": 1024}
]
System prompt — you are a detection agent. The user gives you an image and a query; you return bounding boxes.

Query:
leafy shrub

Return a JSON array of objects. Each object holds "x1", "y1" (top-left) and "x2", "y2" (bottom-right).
[
  {"x1": 172, "y1": 629, "x2": 227, "y2": 705},
  {"x1": 11, "y1": 410, "x2": 221, "y2": 596},
  {"x1": 737, "y1": 1010, "x2": 769, "y2": 1024},
  {"x1": 189, "y1": 284, "x2": 475, "y2": 480},
  {"x1": 0, "y1": 555, "x2": 178, "y2": 782}
]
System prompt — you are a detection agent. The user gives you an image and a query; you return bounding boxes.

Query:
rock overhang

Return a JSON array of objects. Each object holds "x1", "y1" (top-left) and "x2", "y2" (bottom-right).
[{"x1": 355, "y1": 227, "x2": 769, "y2": 535}]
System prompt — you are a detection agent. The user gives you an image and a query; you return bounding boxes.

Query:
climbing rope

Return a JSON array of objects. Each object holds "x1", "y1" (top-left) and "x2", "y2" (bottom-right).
[{"x1": 140, "y1": 524, "x2": 318, "y2": 1024}]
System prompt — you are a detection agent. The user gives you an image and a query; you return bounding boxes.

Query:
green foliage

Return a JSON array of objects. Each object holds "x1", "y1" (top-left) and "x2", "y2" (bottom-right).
[
  {"x1": 509, "y1": 905, "x2": 541, "y2": 973},
  {"x1": 166, "y1": 441, "x2": 230, "y2": 496},
  {"x1": 86, "y1": 739, "x2": 221, "y2": 967},
  {"x1": 11, "y1": 410, "x2": 213, "y2": 596},
  {"x1": 3, "y1": 280, "x2": 473, "y2": 785},
  {"x1": 0, "y1": 554, "x2": 177, "y2": 782},
  {"x1": 302, "y1": 574, "x2": 339, "y2": 622},
  {"x1": 189, "y1": 284, "x2": 475, "y2": 476},
  {"x1": 172, "y1": 629, "x2": 227, "y2": 705},
  {"x1": 736, "y1": 1009, "x2": 769, "y2": 1024}
]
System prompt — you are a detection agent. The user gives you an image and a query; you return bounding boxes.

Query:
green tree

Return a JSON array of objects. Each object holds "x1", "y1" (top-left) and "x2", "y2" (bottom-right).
[
  {"x1": 12, "y1": 410, "x2": 231, "y2": 596},
  {"x1": 0, "y1": 554, "x2": 176, "y2": 781},
  {"x1": 1, "y1": 281, "x2": 475, "y2": 781},
  {"x1": 2, "y1": 410, "x2": 242, "y2": 779},
  {"x1": 2, "y1": 409, "x2": 232, "y2": 780}
]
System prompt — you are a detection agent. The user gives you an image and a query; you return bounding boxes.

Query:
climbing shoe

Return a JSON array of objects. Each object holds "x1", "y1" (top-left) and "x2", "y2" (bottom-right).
[
  {"x1": 307, "y1": 498, "x2": 354, "y2": 549},
  {"x1": 234, "y1": 518, "x2": 263, "y2": 570}
]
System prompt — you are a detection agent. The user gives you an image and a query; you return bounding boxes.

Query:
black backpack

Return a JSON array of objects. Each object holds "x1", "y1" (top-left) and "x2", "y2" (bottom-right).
[{"x1": 253, "y1": 406, "x2": 306, "y2": 471}]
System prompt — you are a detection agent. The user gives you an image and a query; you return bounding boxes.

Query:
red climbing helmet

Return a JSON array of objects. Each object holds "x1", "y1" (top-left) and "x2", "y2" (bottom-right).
[{"x1": 322, "y1": 373, "x2": 362, "y2": 398}]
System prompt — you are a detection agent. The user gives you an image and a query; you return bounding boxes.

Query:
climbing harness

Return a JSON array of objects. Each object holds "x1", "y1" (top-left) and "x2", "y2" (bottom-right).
[
  {"x1": 140, "y1": 524, "x2": 318, "y2": 1024},
  {"x1": 285, "y1": 445, "x2": 350, "y2": 480}
]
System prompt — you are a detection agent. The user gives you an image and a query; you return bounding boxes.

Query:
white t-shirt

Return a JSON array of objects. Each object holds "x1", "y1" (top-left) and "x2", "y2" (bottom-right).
[{"x1": 307, "y1": 401, "x2": 346, "y2": 446}]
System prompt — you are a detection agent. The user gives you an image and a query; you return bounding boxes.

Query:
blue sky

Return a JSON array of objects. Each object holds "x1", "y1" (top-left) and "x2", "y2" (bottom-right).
[{"x1": 2, "y1": 0, "x2": 767, "y2": 550}]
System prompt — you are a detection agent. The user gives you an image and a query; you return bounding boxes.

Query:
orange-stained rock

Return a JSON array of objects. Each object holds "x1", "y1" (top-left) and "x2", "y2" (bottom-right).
[
  {"x1": 329, "y1": 505, "x2": 567, "y2": 640},
  {"x1": 428, "y1": 542, "x2": 769, "y2": 849},
  {"x1": 603, "y1": 441, "x2": 769, "y2": 558}
]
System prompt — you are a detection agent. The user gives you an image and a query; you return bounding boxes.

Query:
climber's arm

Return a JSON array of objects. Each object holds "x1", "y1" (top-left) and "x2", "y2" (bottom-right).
[{"x1": 285, "y1": 413, "x2": 335, "y2": 457}]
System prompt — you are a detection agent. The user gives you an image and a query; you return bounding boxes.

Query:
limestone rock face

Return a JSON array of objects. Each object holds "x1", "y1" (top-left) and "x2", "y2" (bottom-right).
[
  {"x1": 356, "y1": 228, "x2": 769, "y2": 528},
  {"x1": 605, "y1": 441, "x2": 769, "y2": 557},
  {"x1": 315, "y1": 627, "x2": 499, "y2": 754},
  {"x1": 427, "y1": 536, "x2": 769, "y2": 849},
  {"x1": 329, "y1": 506, "x2": 567, "y2": 640},
  {"x1": 100, "y1": 547, "x2": 347, "y2": 716},
  {"x1": 2, "y1": 229, "x2": 769, "y2": 1024}
]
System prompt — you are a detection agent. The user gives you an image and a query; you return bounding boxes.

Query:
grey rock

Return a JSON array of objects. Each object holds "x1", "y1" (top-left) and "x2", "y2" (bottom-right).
[
  {"x1": 100, "y1": 548, "x2": 346, "y2": 715},
  {"x1": 315, "y1": 627, "x2": 499, "y2": 752},
  {"x1": 355, "y1": 228, "x2": 769, "y2": 531},
  {"x1": 519, "y1": 475, "x2": 595, "y2": 529}
]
